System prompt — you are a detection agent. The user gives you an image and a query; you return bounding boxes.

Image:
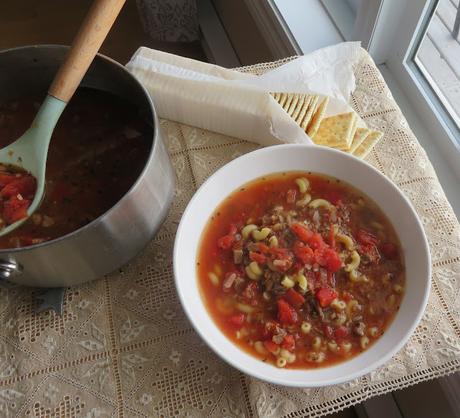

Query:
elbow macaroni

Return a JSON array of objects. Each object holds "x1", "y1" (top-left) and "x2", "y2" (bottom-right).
[
  {"x1": 295, "y1": 177, "x2": 310, "y2": 193},
  {"x1": 242, "y1": 224, "x2": 257, "y2": 239},
  {"x1": 349, "y1": 270, "x2": 369, "y2": 282},
  {"x1": 308, "y1": 199, "x2": 334, "y2": 210},
  {"x1": 252, "y1": 227, "x2": 271, "y2": 241},
  {"x1": 269, "y1": 236, "x2": 278, "y2": 247},
  {"x1": 345, "y1": 250, "x2": 361, "y2": 272},
  {"x1": 336, "y1": 234, "x2": 355, "y2": 250},
  {"x1": 296, "y1": 273, "x2": 308, "y2": 292},
  {"x1": 281, "y1": 276, "x2": 295, "y2": 288},
  {"x1": 246, "y1": 261, "x2": 262, "y2": 280},
  {"x1": 296, "y1": 193, "x2": 312, "y2": 207}
]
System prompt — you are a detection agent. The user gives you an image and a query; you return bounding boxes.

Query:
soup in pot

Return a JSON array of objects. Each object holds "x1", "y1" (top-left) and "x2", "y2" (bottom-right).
[{"x1": 0, "y1": 88, "x2": 152, "y2": 248}]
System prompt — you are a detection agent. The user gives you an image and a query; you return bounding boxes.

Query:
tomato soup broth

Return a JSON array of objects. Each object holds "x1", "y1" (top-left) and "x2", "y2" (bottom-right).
[
  {"x1": 197, "y1": 172, "x2": 405, "y2": 369},
  {"x1": 0, "y1": 89, "x2": 151, "y2": 248}
]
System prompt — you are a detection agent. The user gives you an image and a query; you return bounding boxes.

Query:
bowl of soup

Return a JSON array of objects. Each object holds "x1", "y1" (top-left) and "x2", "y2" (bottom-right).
[
  {"x1": 174, "y1": 144, "x2": 430, "y2": 386},
  {"x1": 0, "y1": 46, "x2": 175, "y2": 287}
]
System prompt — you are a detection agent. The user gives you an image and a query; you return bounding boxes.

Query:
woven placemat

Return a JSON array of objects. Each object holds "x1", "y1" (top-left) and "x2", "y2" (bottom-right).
[{"x1": 0, "y1": 48, "x2": 458, "y2": 418}]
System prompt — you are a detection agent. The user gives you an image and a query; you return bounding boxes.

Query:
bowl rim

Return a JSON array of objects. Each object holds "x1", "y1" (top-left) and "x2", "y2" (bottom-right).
[{"x1": 173, "y1": 143, "x2": 431, "y2": 387}]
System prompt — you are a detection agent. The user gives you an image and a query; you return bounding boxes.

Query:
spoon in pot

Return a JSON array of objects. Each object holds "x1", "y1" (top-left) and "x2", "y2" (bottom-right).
[{"x1": 0, "y1": 0, "x2": 126, "y2": 236}]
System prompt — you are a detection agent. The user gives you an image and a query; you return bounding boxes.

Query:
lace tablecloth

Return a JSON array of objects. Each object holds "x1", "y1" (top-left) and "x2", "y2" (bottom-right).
[{"x1": 0, "y1": 49, "x2": 459, "y2": 418}]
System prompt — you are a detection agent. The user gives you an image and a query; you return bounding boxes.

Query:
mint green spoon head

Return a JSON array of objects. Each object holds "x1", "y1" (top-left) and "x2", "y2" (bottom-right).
[{"x1": 0, "y1": 96, "x2": 66, "y2": 237}]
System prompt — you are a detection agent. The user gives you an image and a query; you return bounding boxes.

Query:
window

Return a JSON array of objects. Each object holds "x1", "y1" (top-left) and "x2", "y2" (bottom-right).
[
  {"x1": 413, "y1": 0, "x2": 460, "y2": 128},
  {"x1": 371, "y1": 0, "x2": 460, "y2": 177}
]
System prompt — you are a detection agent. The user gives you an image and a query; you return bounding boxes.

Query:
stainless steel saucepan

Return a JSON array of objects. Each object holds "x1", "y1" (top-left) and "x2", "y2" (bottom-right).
[{"x1": 0, "y1": 45, "x2": 175, "y2": 287}]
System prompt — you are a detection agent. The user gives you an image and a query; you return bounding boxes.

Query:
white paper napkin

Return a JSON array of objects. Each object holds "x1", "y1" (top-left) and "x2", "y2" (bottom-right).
[{"x1": 126, "y1": 42, "x2": 362, "y2": 146}]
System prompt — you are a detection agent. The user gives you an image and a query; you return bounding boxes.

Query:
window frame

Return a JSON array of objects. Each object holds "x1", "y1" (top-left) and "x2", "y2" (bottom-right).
[{"x1": 370, "y1": 0, "x2": 460, "y2": 177}]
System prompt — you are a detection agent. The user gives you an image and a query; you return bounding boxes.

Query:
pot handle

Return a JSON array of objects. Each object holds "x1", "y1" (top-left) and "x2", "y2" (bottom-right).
[{"x1": 0, "y1": 260, "x2": 22, "y2": 279}]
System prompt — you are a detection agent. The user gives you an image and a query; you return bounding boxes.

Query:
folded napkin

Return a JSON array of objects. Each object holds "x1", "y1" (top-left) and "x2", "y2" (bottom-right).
[{"x1": 126, "y1": 42, "x2": 363, "y2": 146}]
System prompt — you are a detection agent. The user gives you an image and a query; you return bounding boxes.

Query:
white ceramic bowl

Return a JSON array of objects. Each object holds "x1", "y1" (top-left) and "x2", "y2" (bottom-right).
[{"x1": 174, "y1": 144, "x2": 431, "y2": 387}]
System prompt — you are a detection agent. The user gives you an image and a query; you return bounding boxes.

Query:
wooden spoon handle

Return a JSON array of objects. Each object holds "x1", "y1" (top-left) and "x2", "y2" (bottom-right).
[{"x1": 48, "y1": 0, "x2": 126, "y2": 102}]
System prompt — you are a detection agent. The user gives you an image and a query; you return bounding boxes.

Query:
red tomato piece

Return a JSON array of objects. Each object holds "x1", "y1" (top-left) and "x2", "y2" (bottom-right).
[
  {"x1": 217, "y1": 234, "x2": 235, "y2": 250},
  {"x1": 291, "y1": 223, "x2": 313, "y2": 243},
  {"x1": 308, "y1": 233, "x2": 325, "y2": 250},
  {"x1": 314, "y1": 247, "x2": 342, "y2": 273},
  {"x1": 270, "y1": 247, "x2": 289, "y2": 258},
  {"x1": 3, "y1": 196, "x2": 30, "y2": 224},
  {"x1": 293, "y1": 241, "x2": 314, "y2": 264},
  {"x1": 357, "y1": 229, "x2": 378, "y2": 246},
  {"x1": 285, "y1": 288, "x2": 305, "y2": 307},
  {"x1": 0, "y1": 173, "x2": 17, "y2": 188},
  {"x1": 249, "y1": 251, "x2": 266, "y2": 264},
  {"x1": 0, "y1": 176, "x2": 36, "y2": 199},
  {"x1": 228, "y1": 313, "x2": 245, "y2": 328},
  {"x1": 257, "y1": 243, "x2": 270, "y2": 253},
  {"x1": 315, "y1": 287, "x2": 338, "y2": 308},
  {"x1": 380, "y1": 242, "x2": 398, "y2": 259},
  {"x1": 324, "y1": 248, "x2": 342, "y2": 272},
  {"x1": 263, "y1": 340, "x2": 280, "y2": 354},
  {"x1": 360, "y1": 243, "x2": 381, "y2": 263},
  {"x1": 277, "y1": 299, "x2": 298, "y2": 325},
  {"x1": 281, "y1": 334, "x2": 296, "y2": 351},
  {"x1": 334, "y1": 326, "x2": 349, "y2": 340}
]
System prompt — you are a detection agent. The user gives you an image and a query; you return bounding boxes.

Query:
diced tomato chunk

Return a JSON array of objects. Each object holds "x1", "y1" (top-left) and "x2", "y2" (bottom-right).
[
  {"x1": 249, "y1": 251, "x2": 266, "y2": 264},
  {"x1": 380, "y1": 242, "x2": 398, "y2": 259},
  {"x1": 0, "y1": 176, "x2": 36, "y2": 199},
  {"x1": 308, "y1": 233, "x2": 325, "y2": 250},
  {"x1": 217, "y1": 234, "x2": 235, "y2": 250},
  {"x1": 285, "y1": 288, "x2": 305, "y2": 307},
  {"x1": 270, "y1": 247, "x2": 289, "y2": 258},
  {"x1": 325, "y1": 248, "x2": 342, "y2": 273},
  {"x1": 263, "y1": 340, "x2": 280, "y2": 354},
  {"x1": 360, "y1": 243, "x2": 381, "y2": 263},
  {"x1": 0, "y1": 173, "x2": 16, "y2": 188},
  {"x1": 314, "y1": 247, "x2": 342, "y2": 273},
  {"x1": 293, "y1": 241, "x2": 314, "y2": 264},
  {"x1": 334, "y1": 326, "x2": 349, "y2": 340},
  {"x1": 315, "y1": 287, "x2": 338, "y2": 308},
  {"x1": 291, "y1": 223, "x2": 313, "y2": 243},
  {"x1": 357, "y1": 229, "x2": 378, "y2": 246},
  {"x1": 257, "y1": 243, "x2": 270, "y2": 253},
  {"x1": 217, "y1": 223, "x2": 239, "y2": 250},
  {"x1": 281, "y1": 334, "x2": 296, "y2": 351},
  {"x1": 3, "y1": 196, "x2": 30, "y2": 224},
  {"x1": 228, "y1": 313, "x2": 245, "y2": 328},
  {"x1": 277, "y1": 299, "x2": 298, "y2": 325}
]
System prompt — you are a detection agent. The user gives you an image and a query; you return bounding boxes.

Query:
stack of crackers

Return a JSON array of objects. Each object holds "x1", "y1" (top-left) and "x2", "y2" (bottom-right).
[{"x1": 271, "y1": 93, "x2": 383, "y2": 158}]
